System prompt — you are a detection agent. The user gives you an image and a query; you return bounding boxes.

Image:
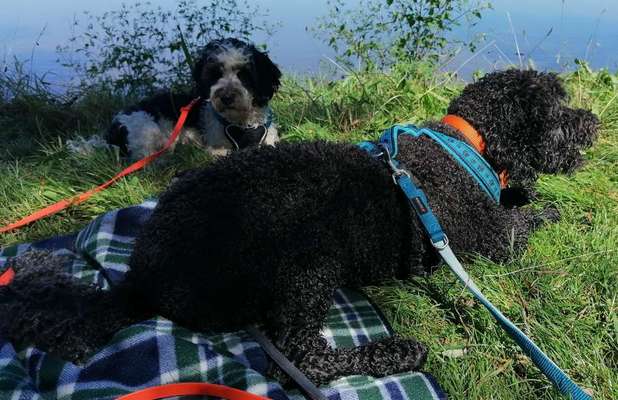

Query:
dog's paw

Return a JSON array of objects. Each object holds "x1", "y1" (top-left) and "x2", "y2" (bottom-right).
[
  {"x1": 362, "y1": 336, "x2": 429, "y2": 374},
  {"x1": 537, "y1": 205, "x2": 561, "y2": 224},
  {"x1": 168, "y1": 167, "x2": 201, "y2": 188},
  {"x1": 524, "y1": 205, "x2": 561, "y2": 232}
]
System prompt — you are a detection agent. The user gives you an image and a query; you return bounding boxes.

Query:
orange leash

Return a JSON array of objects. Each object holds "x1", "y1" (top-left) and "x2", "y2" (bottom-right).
[
  {"x1": 0, "y1": 97, "x2": 201, "y2": 235},
  {"x1": 116, "y1": 382, "x2": 270, "y2": 400},
  {"x1": 0, "y1": 267, "x2": 14, "y2": 285}
]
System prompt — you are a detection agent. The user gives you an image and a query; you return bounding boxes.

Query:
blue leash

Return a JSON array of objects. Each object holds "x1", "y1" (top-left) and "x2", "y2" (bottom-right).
[{"x1": 358, "y1": 124, "x2": 591, "y2": 400}]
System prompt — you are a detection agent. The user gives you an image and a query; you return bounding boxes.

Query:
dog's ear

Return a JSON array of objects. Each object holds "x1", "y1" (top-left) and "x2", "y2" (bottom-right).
[
  {"x1": 192, "y1": 41, "x2": 223, "y2": 97},
  {"x1": 250, "y1": 46, "x2": 282, "y2": 106},
  {"x1": 192, "y1": 55, "x2": 206, "y2": 92}
]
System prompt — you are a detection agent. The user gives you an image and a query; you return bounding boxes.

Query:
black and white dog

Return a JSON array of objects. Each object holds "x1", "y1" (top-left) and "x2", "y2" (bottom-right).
[{"x1": 107, "y1": 38, "x2": 282, "y2": 159}]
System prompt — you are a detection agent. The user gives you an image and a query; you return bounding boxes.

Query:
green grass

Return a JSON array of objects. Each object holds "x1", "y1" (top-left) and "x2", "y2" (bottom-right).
[{"x1": 1, "y1": 63, "x2": 616, "y2": 399}]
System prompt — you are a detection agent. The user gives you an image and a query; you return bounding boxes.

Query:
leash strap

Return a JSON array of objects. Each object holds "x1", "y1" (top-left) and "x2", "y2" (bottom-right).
[
  {"x1": 359, "y1": 128, "x2": 592, "y2": 400},
  {"x1": 0, "y1": 97, "x2": 201, "y2": 234},
  {"x1": 247, "y1": 327, "x2": 328, "y2": 400},
  {"x1": 115, "y1": 382, "x2": 271, "y2": 400},
  {"x1": 0, "y1": 267, "x2": 15, "y2": 286},
  {"x1": 436, "y1": 245, "x2": 591, "y2": 400}
]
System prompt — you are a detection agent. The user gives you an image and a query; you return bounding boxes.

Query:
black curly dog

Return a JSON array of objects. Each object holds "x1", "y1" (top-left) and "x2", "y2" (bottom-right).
[{"x1": 0, "y1": 70, "x2": 598, "y2": 386}]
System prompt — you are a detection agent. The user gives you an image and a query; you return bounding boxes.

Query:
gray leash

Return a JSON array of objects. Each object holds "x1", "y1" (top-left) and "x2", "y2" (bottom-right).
[{"x1": 247, "y1": 326, "x2": 328, "y2": 400}]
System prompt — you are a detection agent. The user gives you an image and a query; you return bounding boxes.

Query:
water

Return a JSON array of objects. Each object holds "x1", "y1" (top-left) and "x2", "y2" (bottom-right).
[
  {"x1": 1, "y1": 0, "x2": 617, "y2": 85},
  {"x1": 452, "y1": 0, "x2": 618, "y2": 76}
]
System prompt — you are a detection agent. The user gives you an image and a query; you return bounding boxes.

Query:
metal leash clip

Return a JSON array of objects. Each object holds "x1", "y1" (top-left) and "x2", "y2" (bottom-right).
[
  {"x1": 430, "y1": 235, "x2": 449, "y2": 250},
  {"x1": 377, "y1": 143, "x2": 411, "y2": 185}
]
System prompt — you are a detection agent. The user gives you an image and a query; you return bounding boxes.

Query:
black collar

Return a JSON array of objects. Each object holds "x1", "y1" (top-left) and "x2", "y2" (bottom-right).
[
  {"x1": 224, "y1": 125, "x2": 268, "y2": 151},
  {"x1": 210, "y1": 105, "x2": 274, "y2": 151}
]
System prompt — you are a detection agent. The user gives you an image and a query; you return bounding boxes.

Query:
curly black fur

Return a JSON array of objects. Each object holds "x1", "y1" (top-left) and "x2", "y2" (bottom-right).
[
  {"x1": 0, "y1": 70, "x2": 598, "y2": 386},
  {"x1": 0, "y1": 252, "x2": 141, "y2": 363}
]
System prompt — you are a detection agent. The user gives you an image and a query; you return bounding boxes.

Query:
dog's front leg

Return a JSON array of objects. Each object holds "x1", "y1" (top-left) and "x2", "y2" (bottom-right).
[
  {"x1": 268, "y1": 327, "x2": 428, "y2": 387},
  {"x1": 265, "y1": 258, "x2": 342, "y2": 352},
  {"x1": 297, "y1": 335, "x2": 428, "y2": 386},
  {"x1": 261, "y1": 258, "x2": 427, "y2": 386},
  {"x1": 506, "y1": 205, "x2": 561, "y2": 255},
  {"x1": 259, "y1": 257, "x2": 337, "y2": 386}
]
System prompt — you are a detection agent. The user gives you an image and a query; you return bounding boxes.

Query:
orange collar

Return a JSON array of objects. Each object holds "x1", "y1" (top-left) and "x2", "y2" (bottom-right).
[{"x1": 441, "y1": 114, "x2": 509, "y2": 189}]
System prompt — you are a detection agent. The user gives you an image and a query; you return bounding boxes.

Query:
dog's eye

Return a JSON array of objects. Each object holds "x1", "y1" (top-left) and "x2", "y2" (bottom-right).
[
  {"x1": 237, "y1": 69, "x2": 252, "y2": 86},
  {"x1": 206, "y1": 65, "x2": 222, "y2": 81}
]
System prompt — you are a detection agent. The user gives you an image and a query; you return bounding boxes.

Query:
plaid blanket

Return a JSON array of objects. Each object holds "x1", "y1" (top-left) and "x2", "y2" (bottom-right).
[{"x1": 0, "y1": 201, "x2": 446, "y2": 400}]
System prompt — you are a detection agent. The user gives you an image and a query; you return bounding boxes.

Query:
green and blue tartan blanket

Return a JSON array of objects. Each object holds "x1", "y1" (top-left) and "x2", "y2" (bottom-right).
[{"x1": 0, "y1": 201, "x2": 446, "y2": 400}]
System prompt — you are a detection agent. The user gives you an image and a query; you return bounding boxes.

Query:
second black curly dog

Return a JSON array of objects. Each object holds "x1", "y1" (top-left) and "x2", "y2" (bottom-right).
[{"x1": 0, "y1": 70, "x2": 599, "y2": 386}]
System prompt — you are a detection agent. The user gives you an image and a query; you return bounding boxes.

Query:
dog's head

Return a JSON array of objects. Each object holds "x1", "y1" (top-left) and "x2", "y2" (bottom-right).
[
  {"x1": 192, "y1": 38, "x2": 282, "y2": 124},
  {"x1": 447, "y1": 69, "x2": 599, "y2": 202},
  {"x1": 533, "y1": 106, "x2": 599, "y2": 174}
]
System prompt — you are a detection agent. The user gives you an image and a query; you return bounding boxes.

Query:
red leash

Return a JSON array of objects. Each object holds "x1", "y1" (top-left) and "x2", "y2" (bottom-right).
[
  {"x1": 0, "y1": 97, "x2": 201, "y2": 235},
  {"x1": 116, "y1": 382, "x2": 270, "y2": 400},
  {"x1": 0, "y1": 267, "x2": 14, "y2": 286}
]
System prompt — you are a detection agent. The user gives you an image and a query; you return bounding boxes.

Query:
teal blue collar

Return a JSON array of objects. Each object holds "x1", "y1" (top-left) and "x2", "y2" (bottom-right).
[{"x1": 359, "y1": 124, "x2": 502, "y2": 203}]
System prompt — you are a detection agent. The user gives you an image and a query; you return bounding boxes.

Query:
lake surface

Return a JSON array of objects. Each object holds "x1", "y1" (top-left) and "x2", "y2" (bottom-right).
[
  {"x1": 1, "y1": 0, "x2": 617, "y2": 85},
  {"x1": 453, "y1": 0, "x2": 618, "y2": 77}
]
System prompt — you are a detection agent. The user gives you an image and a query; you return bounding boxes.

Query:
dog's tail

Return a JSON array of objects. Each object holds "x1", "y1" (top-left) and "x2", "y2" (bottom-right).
[{"x1": 0, "y1": 251, "x2": 146, "y2": 363}]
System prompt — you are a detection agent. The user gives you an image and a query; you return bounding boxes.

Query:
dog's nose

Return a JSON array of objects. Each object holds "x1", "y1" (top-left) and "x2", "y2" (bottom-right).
[
  {"x1": 221, "y1": 93, "x2": 235, "y2": 106},
  {"x1": 215, "y1": 88, "x2": 238, "y2": 106}
]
